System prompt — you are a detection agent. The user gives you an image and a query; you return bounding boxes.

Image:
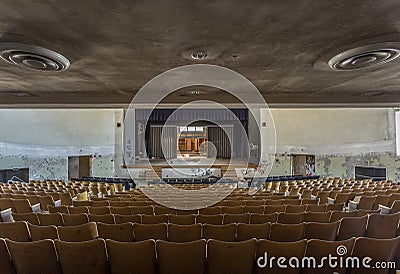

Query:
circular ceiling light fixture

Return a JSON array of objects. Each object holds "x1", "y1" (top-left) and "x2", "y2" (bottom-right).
[
  {"x1": 190, "y1": 51, "x2": 208, "y2": 60},
  {"x1": 328, "y1": 42, "x2": 400, "y2": 71},
  {"x1": 0, "y1": 42, "x2": 70, "y2": 72}
]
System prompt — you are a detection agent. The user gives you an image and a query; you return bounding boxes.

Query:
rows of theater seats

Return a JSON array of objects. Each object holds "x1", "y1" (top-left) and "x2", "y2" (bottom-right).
[
  {"x1": 0, "y1": 221, "x2": 400, "y2": 273},
  {"x1": 2, "y1": 209, "x2": 400, "y2": 241},
  {"x1": 2, "y1": 236, "x2": 399, "y2": 274}
]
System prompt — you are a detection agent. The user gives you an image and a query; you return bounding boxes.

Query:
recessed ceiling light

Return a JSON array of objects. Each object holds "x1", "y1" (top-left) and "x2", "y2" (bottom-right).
[
  {"x1": 191, "y1": 51, "x2": 208, "y2": 60},
  {"x1": 0, "y1": 42, "x2": 70, "y2": 72},
  {"x1": 328, "y1": 42, "x2": 400, "y2": 71}
]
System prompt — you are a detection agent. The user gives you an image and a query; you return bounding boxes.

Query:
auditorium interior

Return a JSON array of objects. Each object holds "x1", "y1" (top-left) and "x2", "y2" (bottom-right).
[{"x1": 0, "y1": 1, "x2": 400, "y2": 274}]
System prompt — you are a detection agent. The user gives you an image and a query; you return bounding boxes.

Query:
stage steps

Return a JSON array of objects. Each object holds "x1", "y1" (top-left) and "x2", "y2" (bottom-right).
[
  {"x1": 145, "y1": 167, "x2": 162, "y2": 181},
  {"x1": 221, "y1": 165, "x2": 238, "y2": 180}
]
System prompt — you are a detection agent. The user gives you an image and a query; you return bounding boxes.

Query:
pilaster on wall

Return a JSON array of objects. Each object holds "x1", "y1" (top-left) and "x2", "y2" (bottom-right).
[{"x1": 114, "y1": 109, "x2": 129, "y2": 178}]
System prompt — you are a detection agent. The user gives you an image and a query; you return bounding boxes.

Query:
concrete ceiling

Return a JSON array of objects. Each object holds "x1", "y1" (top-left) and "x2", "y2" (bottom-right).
[{"x1": 0, "y1": 0, "x2": 400, "y2": 107}]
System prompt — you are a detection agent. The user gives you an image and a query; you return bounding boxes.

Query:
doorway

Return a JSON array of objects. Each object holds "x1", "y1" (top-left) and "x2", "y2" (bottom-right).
[
  {"x1": 68, "y1": 156, "x2": 92, "y2": 180},
  {"x1": 291, "y1": 154, "x2": 316, "y2": 176},
  {"x1": 178, "y1": 126, "x2": 207, "y2": 158}
]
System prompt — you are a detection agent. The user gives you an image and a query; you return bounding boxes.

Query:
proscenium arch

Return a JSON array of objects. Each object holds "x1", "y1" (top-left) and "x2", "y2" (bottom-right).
[{"x1": 124, "y1": 64, "x2": 276, "y2": 208}]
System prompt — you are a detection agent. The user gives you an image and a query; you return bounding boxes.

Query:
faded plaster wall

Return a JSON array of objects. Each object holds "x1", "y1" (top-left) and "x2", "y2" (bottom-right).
[
  {"x1": 0, "y1": 109, "x2": 116, "y2": 180},
  {"x1": 0, "y1": 108, "x2": 398, "y2": 181},
  {"x1": 269, "y1": 108, "x2": 400, "y2": 181}
]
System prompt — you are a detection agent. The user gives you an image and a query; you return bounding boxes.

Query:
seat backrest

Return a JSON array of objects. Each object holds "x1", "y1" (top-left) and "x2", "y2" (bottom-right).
[
  {"x1": 196, "y1": 214, "x2": 223, "y2": 225},
  {"x1": 107, "y1": 239, "x2": 156, "y2": 273},
  {"x1": 236, "y1": 223, "x2": 271, "y2": 241},
  {"x1": 61, "y1": 213, "x2": 89, "y2": 226},
  {"x1": 269, "y1": 223, "x2": 305, "y2": 242},
  {"x1": 157, "y1": 239, "x2": 206, "y2": 274},
  {"x1": 168, "y1": 214, "x2": 196, "y2": 225},
  {"x1": 337, "y1": 215, "x2": 368, "y2": 240},
  {"x1": 0, "y1": 238, "x2": 13, "y2": 274},
  {"x1": 326, "y1": 203, "x2": 345, "y2": 212},
  {"x1": 306, "y1": 204, "x2": 327, "y2": 212},
  {"x1": 133, "y1": 223, "x2": 168, "y2": 241},
  {"x1": 68, "y1": 206, "x2": 89, "y2": 214},
  {"x1": 48, "y1": 205, "x2": 69, "y2": 214},
  {"x1": 304, "y1": 212, "x2": 331, "y2": 223},
  {"x1": 114, "y1": 214, "x2": 141, "y2": 224},
  {"x1": 97, "y1": 222, "x2": 134, "y2": 242},
  {"x1": 390, "y1": 200, "x2": 400, "y2": 213},
  {"x1": 245, "y1": 200, "x2": 265, "y2": 206},
  {"x1": 202, "y1": 224, "x2": 237, "y2": 241},
  {"x1": 59, "y1": 192, "x2": 73, "y2": 206},
  {"x1": 73, "y1": 200, "x2": 92, "y2": 207},
  {"x1": 284, "y1": 199, "x2": 302, "y2": 205},
  {"x1": 6, "y1": 239, "x2": 59, "y2": 274},
  {"x1": 243, "y1": 205, "x2": 264, "y2": 214},
  {"x1": 220, "y1": 206, "x2": 243, "y2": 214},
  {"x1": 0, "y1": 198, "x2": 15, "y2": 212},
  {"x1": 37, "y1": 213, "x2": 64, "y2": 226},
  {"x1": 277, "y1": 212, "x2": 305, "y2": 224},
  {"x1": 12, "y1": 212, "x2": 39, "y2": 225},
  {"x1": 350, "y1": 236, "x2": 400, "y2": 274},
  {"x1": 265, "y1": 200, "x2": 284, "y2": 206},
  {"x1": 198, "y1": 207, "x2": 221, "y2": 215},
  {"x1": 329, "y1": 210, "x2": 358, "y2": 222},
  {"x1": 256, "y1": 239, "x2": 307, "y2": 274},
  {"x1": 249, "y1": 213, "x2": 278, "y2": 224},
  {"x1": 88, "y1": 206, "x2": 111, "y2": 215},
  {"x1": 168, "y1": 224, "x2": 202, "y2": 242},
  {"x1": 55, "y1": 238, "x2": 107, "y2": 274},
  {"x1": 154, "y1": 206, "x2": 177, "y2": 215},
  {"x1": 141, "y1": 214, "x2": 168, "y2": 224},
  {"x1": 0, "y1": 221, "x2": 30, "y2": 242},
  {"x1": 305, "y1": 221, "x2": 340, "y2": 241},
  {"x1": 88, "y1": 214, "x2": 115, "y2": 224},
  {"x1": 366, "y1": 213, "x2": 400, "y2": 239},
  {"x1": 358, "y1": 196, "x2": 377, "y2": 210},
  {"x1": 28, "y1": 223, "x2": 58, "y2": 241},
  {"x1": 176, "y1": 209, "x2": 199, "y2": 215},
  {"x1": 264, "y1": 205, "x2": 286, "y2": 214},
  {"x1": 208, "y1": 239, "x2": 256, "y2": 274},
  {"x1": 131, "y1": 206, "x2": 154, "y2": 215},
  {"x1": 12, "y1": 199, "x2": 32, "y2": 213},
  {"x1": 286, "y1": 205, "x2": 307, "y2": 213},
  {"x1": 301, "y1": 198, "x2": 319, "y2": 205},
  {"x1": 110, "y1": 206, "x2": 132, "y2": 215},
  {"x1": 304, "y1": 238, "x2": 355, "y2": 274},
  {"x1": 38, "y1": 196, "x2": 55, "y2": 210},
  {"x1": 223, "y1": 213, "x2": 250, "y2": 224},
  {"x1": 57, "y1": 222, "x2": 98, "y2": 242},
  {"x1": 92, "y1": 200, "x2": 110, "y2": 207}
]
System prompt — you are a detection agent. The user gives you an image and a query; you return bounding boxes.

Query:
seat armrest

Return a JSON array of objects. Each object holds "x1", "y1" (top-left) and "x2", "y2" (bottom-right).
[
  {"x1": 379, "y1": 204, "x2": 391, "y2": 214},
  {"x1": 348, "y1": 200, "x2": 358, "y2": 211},
  {"x1": 31, "y1": 203, "x2": 41, "y2": 213}
]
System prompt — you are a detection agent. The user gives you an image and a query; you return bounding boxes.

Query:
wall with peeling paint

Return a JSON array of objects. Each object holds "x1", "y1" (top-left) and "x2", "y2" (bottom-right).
[
  {"x1": 269, "y1": 108, "x2": 400, "y2": 181},
  {"x1": 0, "y1": 109, "x2": 117, "y2": 181},
  {"x1": 0, "y1": 108, "x2": 398, "y2": 181}
]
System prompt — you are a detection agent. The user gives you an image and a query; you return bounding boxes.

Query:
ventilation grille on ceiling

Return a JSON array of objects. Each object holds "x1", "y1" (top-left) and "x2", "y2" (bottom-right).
[
  {"x1": 328, "y1": 42, "x2": 400, "y2": 71},
  {"x1": 0, "y1": 42, "x2": 70, "y2": 72}
]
